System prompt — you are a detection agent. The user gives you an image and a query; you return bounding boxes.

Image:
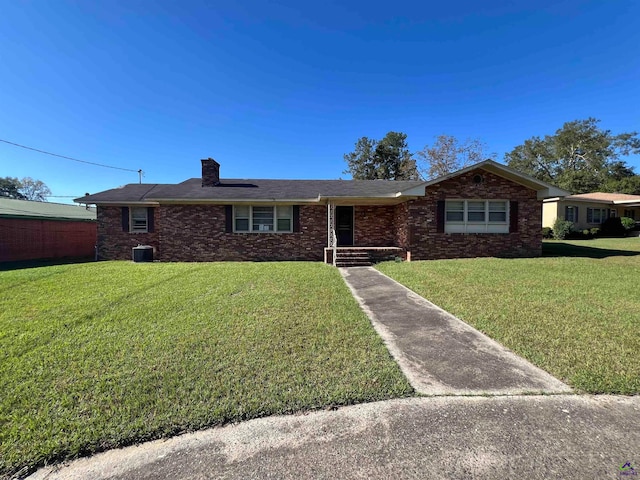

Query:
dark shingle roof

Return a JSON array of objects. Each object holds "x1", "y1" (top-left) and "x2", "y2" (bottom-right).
[
  {"x1": 74, "y1": 159, "x2": 572, "y2": 205},
  {"x1": 75, "y1": 178, "x2": 426, "y2": 204}
]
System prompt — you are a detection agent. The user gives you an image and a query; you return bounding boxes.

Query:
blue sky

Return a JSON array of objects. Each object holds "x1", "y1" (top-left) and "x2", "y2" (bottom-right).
[{"x1": 1, "y1": 0, "x2": 639, "y2": 202}]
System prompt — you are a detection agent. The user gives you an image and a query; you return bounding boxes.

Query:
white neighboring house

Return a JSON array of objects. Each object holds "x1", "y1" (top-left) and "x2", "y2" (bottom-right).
[{"x1": 542, "y1": 192, "x2": 640, "y2": 230}]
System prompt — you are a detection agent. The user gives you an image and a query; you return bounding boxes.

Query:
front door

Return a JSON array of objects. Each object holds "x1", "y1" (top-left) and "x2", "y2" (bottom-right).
[{"x1": 336, "y1": 206, "x2": 354, "y2": 246}]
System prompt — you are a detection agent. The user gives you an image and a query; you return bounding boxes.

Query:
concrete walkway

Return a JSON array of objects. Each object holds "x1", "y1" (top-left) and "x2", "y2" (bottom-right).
[
  {"x1": 29, "y1": 395, "x2": 640, "y2": 480},
  {"x1": 340, "y1": 267, "x2": 571, "y2": 395}
]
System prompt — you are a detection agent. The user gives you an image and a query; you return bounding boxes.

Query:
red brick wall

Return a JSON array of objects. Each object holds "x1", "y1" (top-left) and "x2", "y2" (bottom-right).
[
  {"x1": 354, "y1": 206, "x2": 395, "y2": 246},
  {"x1": 97, "y1": 207, "x2": 160, "y2": 260},
  {"x1": 97, "y1": 205, "x2": 327, "y2": 261},
  {"x1": 406, "y1": 169, "x2": 542, "y2": 260},
  {"x1": 0, "y1": 218, "x2": 97, "y2": 262},
  {"x1": 393, "y1": 202, "x2": 410, "y2": 251}
]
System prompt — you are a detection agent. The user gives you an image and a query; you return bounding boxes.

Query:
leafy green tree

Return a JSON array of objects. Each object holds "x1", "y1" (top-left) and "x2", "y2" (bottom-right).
[
  {"x1": 344, "y1": 132, "x2": 418, "y2": 180},
  {"x1": 0, "y1": 176, "x2": 51, "y2": 201},
  {"x1": 0, "y1": 177, "x2": 26, "y2": 199},
  {"x1": 415, "y1": 135, "x2": 495, "y2": 179},
  {"x1": 602, "y1": 175, "x2": 640, "y2": 195},
  {"x1": 505, "y1": 118, "x2": 640, "y2": 194},
  {"x1": 344, "y1": 136, "x2": 377, "y2": 180}
]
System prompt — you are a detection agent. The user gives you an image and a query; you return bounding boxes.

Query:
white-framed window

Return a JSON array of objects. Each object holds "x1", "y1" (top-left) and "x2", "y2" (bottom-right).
[
  {"x1": 587, "y1": 207, "x2": 607, "y2": 224},
  {"x1": 234, "y1": 205, "x2": 293, "y2": 233},
  {"x1": 445, "y1": 200, "x2": 509, "y2": 233},
  {"x1": 277, "y1": 205, "x2": 293, "y2": 231},
  {"x1": 130, "y1": 207, "x2": 148, "y2": 233},
  {"x1": 564, "y1": 205, "x2": 578, "y2": 223}
]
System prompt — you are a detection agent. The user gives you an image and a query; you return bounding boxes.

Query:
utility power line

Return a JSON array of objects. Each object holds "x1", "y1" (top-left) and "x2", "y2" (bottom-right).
[{"x1": 0, "y1": 138, "x2": 143, "y2": 182}]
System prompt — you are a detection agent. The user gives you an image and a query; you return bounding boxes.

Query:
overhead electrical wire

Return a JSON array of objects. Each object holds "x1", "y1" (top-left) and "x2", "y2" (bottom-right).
[{"x1": 0, "y1": 138, "x2": 141, "y2": 173}]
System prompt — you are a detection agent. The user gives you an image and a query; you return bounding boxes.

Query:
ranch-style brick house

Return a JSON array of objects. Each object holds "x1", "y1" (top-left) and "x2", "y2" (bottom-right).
[{"x1": 75, "y1": 158, "x2": 568, "y2": 265}]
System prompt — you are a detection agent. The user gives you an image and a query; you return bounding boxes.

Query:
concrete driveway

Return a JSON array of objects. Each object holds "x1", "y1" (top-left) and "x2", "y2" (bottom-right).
[{"x1": 340, "y1": 267, "x2": 571, "y2": 395}]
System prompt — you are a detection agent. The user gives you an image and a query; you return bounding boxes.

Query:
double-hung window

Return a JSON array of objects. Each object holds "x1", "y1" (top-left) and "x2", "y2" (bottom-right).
[
  {"x1": 586, "y1": 207, "x2": 607, "y2": 224},
  {"x1": 252, "y1": 206, "x2": 274, "y2": 231},
  {"x1": 564, "y1": 205, "x2": 578, "y2": 223},
  {"x1": 445, "y1": 200, "x2": 509, "y2": 233},
  {"x1": 276, "y1": 206, "x2": 293, "y2": 231},
  {"x1": 234, "y1": 206, "x2": 293, "y2": 233},
  {"x1": 130, "y1": 207, "x2": 148, "y2": 233}
]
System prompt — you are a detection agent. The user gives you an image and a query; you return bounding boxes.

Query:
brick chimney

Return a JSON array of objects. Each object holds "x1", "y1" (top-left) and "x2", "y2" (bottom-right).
[{"x1": 201, "y1": 158, "x2": 220, "y2": 187}]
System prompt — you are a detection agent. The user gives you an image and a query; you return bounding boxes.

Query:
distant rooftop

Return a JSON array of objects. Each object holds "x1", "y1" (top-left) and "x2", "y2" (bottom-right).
[
  {"x1": 564, "y1": 192, "x2": 640, "y2": 204},
  {"x1": 0, "y1": 197, "x2": 96, "y2": 221}
]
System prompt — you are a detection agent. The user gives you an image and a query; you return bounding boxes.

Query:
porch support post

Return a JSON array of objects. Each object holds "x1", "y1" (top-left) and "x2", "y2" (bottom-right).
[{"x1": 327, "y1": 202, "x2": 336, "y2": 266}]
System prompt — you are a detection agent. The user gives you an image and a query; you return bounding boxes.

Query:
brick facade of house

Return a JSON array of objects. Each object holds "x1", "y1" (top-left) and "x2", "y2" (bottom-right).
[
  {"x1": 97, "y1": 206, "x2": 161, "y2": 261},
  {"x1": 405, "y1": 169, "x2": 541, "y2": 260},
  {"x1": 96, "y1": 168, "x2": 541, "y2": 262},
  {"x1": 97, "y1": 205, "x2": 327, "y2": 261},
  {"x1": 353, "y1": 205, "x2": 396, "y2": 247}
]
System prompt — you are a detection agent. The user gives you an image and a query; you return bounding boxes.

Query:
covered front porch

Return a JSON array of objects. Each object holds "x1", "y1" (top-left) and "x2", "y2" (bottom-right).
[{"x1": 322, "y1": 202, "x2": 410, "y2": 266}]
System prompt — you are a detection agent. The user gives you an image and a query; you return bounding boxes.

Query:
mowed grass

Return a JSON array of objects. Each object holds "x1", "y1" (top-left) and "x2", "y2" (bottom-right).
[
  {"x1": 378, "y1": 238, "x2": 640, "y2": 395},
  {"x1": 0, "y1": 262, "x2": 413, "y2": 478}
]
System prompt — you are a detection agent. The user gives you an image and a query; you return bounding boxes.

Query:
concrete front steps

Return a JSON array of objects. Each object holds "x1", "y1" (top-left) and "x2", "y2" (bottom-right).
[
  {"x1": 325, "y1": 247, "x2": 403, "y2": 267},
  {"x1": 336, "y1": 251, "x2": 372, "y2": 267}
]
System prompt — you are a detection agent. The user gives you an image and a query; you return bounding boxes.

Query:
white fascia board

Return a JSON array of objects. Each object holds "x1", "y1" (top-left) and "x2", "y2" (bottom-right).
[
  {"x1": 147, "y1": 198, "x2": 322, "y2": 204},
  {"x1": 318, "y1": 195, "x2": 409, "y2": 205},
  {"x1": 395, "y1": 185, "x2": 427, "y2": 197},
  {"x1": 536, "y1": 186, "x2": 571, "y2": 200},
  {"x1": 612, "y1": 199, "x2": 640, "y2": 205},
  {"x1": 564, "y1": 198, "x2": 614, "y2": 205},
  {"x1": 75, "y1": 201, "x2": 160, "y2": 206}
]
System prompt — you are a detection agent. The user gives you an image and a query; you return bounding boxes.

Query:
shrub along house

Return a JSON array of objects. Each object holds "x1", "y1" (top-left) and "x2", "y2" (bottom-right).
[{"x1": 74, "y1": 158, "x2": 567, "y2": 265}]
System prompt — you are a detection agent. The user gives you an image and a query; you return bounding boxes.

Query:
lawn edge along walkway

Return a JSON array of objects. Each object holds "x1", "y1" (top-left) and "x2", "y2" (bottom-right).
[{"x1": 340, "y1": 267, "x2": 572, "y2": 396}]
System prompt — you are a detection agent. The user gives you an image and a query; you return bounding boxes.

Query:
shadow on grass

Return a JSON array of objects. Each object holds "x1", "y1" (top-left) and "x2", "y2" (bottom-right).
[
  {"x1": 0, "y1": 256, "x2": 95, "y2": 272},
  {"x1": 543, "y1": 242, "x2": 640, "y2": 259}
]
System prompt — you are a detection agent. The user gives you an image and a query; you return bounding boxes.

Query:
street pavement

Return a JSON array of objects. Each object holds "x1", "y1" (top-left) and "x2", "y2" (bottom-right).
[{"x1": 29, "y1": 396, "x2": 640, "y2": 480}]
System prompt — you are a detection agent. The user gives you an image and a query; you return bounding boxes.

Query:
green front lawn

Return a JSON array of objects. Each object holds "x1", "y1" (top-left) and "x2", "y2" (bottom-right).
[
  {"x1": 0, "y1": 262, "x2": 412, "y2": 478},
  {"x1": 378, "y1": 238, "x2": 640, "y2": 395}
]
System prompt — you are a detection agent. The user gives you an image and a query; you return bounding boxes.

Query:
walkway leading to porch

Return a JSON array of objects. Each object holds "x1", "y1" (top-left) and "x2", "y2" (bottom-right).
[
  {"x1": 323, "y1": 246, "x2": 403, "y2": 267},
  {"x1": 340, "y1": 266, "x2": 571, "y2": 396}
]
